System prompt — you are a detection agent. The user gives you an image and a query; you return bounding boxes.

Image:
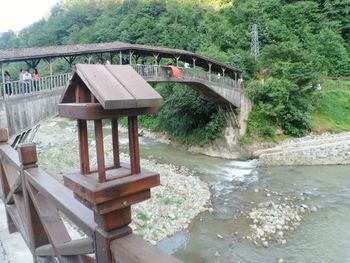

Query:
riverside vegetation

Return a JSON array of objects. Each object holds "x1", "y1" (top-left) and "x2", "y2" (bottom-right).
[{"x1": 1, "y1": 0, "x2": 350, "y2": 145}]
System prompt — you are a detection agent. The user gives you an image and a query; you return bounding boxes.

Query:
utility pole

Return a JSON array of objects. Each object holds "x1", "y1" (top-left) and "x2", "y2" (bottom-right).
[{"x1": 251, "y1": 24, "x2": 260, "y2": 59}]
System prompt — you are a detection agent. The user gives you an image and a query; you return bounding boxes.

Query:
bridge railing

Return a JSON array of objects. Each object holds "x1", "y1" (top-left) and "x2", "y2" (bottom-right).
[
  {"x1": 132, "y1": 64, "x2": 239, "y2": 90},
  {"x1": 0, "y1": 73, "x2": 70, "y2": 99}
]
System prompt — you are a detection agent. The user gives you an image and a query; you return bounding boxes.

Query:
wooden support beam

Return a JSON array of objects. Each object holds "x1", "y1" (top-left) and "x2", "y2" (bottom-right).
[
  {"x1": 111, "y1": 119, "x2": 120, "y2": 168},
  {"x1": 128, "y1": 116, "x2": 140, "y2": 174},
  {"x1": 59, "y1": 104, "x2": 157, "y2": 120},
  {"x1": 94, "y1": 119, "x2": 106, "y2": 183},
  {"x1": 75, "y1": 85, "x2": 90, "y2": 175},
  {"x1": 35, "y1": 238, "x2": 94, "y2": 256}
]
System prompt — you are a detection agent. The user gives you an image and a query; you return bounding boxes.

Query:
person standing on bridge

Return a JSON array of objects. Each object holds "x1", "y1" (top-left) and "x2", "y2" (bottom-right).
[
  {"x1": 4, "y1": 71, "x2": 12, "y2": 96},
  {"x1": 23, "y1": 70, "x2": 32, "y2": 94},
  {"x1": 33, "y1": 69, "x2": 39, "y2": 91}
]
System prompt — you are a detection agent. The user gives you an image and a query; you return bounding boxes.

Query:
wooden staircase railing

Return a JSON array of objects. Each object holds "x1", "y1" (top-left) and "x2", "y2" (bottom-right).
[{"x1": 0, "y1": 128, "x2": 181, "y2": 263}]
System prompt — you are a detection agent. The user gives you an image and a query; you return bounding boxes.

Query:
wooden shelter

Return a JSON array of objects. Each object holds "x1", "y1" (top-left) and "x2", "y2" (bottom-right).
[{"x1": 58, "y1": 64, "x2": 163, "y2": 261}]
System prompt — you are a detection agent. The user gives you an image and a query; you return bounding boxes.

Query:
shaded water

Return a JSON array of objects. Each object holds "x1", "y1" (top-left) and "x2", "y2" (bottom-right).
[{"x1": 135, "y1": 136, "x2": 350, "y2": 263}]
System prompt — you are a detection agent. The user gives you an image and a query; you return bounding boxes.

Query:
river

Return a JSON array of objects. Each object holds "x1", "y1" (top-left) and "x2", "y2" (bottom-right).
[{"x1": 35, "y1": 118, "x2": 350, "y2": 263}]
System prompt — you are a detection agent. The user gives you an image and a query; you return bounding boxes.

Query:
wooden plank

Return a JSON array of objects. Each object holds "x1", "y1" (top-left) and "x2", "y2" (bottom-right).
[
  {"x1": 26, "y1": 183, "x2": 84, "y2": 263},
  {"x1": 12, "y1": 194, "x2": 29, "y2": 239},
  {"x1": 25, "y1": 168, "x2": 96, "y2": 237},
  {"x1": 5, "y1": 175, "x2": 21, "y2": 204},
  {"x1": 95, "y1": 190, "x2": 150, "y2": 214},
  {"x1": 58, "y1": 103, "x2": 157, "y2": 120},
  {"x1": 35, "y1": 238, "x2": 94, "y2": 256},
  {"x1": 1, "y1": 156, "x2": 20, "y2": 190},
  {"x1": 128, "y1": 116, "x2": 140, "y2": 174},
  {"x1": 110, "y1": 234, "x2": 182, "y2": 263},
  {"x1": 105, "y1": 64, "x2": 163, "y2": 108},
  {"x1": 75, "y1": 64, "x2": 136, "y2": 109},
  {"x1": 94, "y1": 120, "x2": 106, "y2": 183},
  {"x1": 6, "y1": 204, "x2": 30, "y2": 246}
]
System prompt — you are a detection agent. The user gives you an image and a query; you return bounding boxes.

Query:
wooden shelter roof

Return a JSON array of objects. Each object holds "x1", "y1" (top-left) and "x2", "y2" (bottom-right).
[
  {"x1": 60, "y1": 64, "x2": 163, "y2": 110},
  {"x1": 0, "y1": 41, "x2": 241, "y2": 75}
]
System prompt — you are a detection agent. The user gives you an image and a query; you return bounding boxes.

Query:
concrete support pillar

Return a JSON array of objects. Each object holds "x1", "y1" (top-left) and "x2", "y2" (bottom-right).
[
  {"x1": 238, "y1": 77, "x2": 251, "y2": 136},
  {"x1": 192, "y1": 58, "x2": 196, "y2": 69},
  {"x1": 119, "y1": 51, "x2": 122, "y2": 65}
]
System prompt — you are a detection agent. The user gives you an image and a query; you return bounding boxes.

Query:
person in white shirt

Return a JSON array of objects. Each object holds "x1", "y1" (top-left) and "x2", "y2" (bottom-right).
[{"x1": 23, "y1": 70, "x2": 32, "y2": 94}]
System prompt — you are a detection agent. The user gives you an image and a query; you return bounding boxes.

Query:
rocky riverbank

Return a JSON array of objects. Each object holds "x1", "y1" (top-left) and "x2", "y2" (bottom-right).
[
  {"x1": 34, "y1": 117, "x2": 211, "y2": 244},
  {"x1": 254, "y1": 132, "x2": 350, "y2": 166}
]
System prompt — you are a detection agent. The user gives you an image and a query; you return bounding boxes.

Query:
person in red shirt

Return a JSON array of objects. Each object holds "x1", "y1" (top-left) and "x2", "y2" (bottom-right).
[{"x1": 33, "y1": 69, "x2": 39, "y2": 91}]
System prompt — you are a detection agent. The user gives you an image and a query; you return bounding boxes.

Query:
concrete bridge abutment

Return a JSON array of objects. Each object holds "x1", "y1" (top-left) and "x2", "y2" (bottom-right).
[{"x1": 0, "y1": 88, "x2": 64, "y2": 137}]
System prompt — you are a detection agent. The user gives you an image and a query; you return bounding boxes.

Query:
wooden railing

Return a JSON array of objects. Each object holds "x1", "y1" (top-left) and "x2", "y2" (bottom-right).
[
  {"x1": 0, "y1": 128, "x2": 181, "y2": 263},
  {"x1": 0, "y1": 73, "x2": 70, "y2": 99}
]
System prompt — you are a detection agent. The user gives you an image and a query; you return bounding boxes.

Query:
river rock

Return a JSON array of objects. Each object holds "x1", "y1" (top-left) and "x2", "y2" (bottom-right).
[{"x1": 311, "y1": 206, "x2": 318, "y2": 212}]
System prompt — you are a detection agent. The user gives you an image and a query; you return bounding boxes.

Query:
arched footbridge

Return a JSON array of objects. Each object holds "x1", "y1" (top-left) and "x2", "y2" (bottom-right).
[{"x1": 0, "y1": 41, "x2": 248, "y2": 137}]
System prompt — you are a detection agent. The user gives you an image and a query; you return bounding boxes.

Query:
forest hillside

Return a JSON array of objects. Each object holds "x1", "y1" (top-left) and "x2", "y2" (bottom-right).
[{"x1": 1, "y1": 0, "x2": 349, "y2": 143}]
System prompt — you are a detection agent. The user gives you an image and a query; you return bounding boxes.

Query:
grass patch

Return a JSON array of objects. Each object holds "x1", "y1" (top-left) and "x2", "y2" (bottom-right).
[
  {"x1": 320, "y1": 79, "x2": 350, "y2": 91},
  {"x1": 312, "y1": 80, "x2": 350, "y2": 132},
  {"x1": 136, "y1": 212, "x2": 149, "y2": 222}
]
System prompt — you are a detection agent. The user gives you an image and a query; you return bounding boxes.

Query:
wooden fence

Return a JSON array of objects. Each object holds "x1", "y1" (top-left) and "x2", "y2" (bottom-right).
[{"x1": 0, "y1": 128, "x2": 181, "y2": 263}]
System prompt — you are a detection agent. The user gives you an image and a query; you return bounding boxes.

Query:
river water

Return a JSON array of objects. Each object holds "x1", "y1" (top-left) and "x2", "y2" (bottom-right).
[
  {"x1": 35, "y1": 119, "x2": 350, "y2": 263},
  {"x1": 136, "y1": 136, "x2": 350, "y2": 263}
]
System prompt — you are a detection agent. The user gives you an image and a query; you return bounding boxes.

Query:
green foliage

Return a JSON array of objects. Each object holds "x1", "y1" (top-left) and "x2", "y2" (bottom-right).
[
  {"x1": 1, "y1": 0, "x2": 350, "y2": 141},
  {"x1": 158, "y1": 85, "x2": 225, "y2": 145}
]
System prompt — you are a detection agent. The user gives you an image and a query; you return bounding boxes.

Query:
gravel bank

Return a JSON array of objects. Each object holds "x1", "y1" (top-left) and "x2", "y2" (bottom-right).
[{"x1": 255, "y1": 132, "x2": 350, "y2": 166}]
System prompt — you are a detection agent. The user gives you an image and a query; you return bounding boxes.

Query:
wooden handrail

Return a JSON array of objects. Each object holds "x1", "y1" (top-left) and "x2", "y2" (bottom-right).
[{"x1": 25, "y1": 168, "x2": 96, "y2": 237}]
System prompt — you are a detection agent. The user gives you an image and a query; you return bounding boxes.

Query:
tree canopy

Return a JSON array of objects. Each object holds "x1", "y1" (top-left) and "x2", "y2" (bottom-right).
[{"x1": 1, "y1": 0, "x2": 349, "y2": 140}]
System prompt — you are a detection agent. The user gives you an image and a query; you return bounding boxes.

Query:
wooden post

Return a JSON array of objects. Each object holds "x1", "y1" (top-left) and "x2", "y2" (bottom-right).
[
  {"x1": 18, "y1": 143, "x2": 49, "y2": 263},
  {"x1": 111, "y1": 119, "x2": 120, "y2": 168},
  {"x1": 128, "y1": 116, "x2": 140, "y2": 174},
  {"x1": 94, "y1": 119, "x2": 106, "y2": 183},
  {"x1": 75, "y1": 85, "x2": 90, "y2": 175}
]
